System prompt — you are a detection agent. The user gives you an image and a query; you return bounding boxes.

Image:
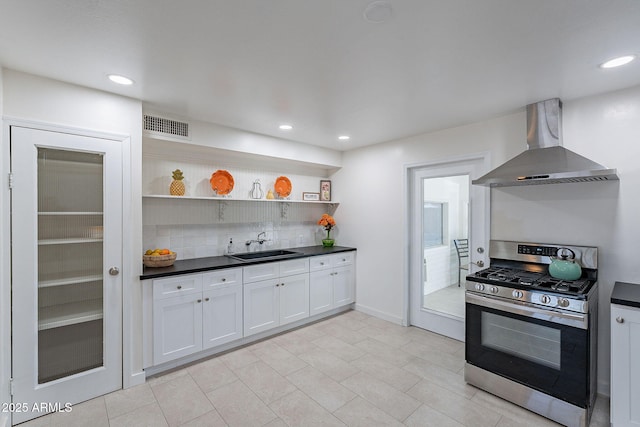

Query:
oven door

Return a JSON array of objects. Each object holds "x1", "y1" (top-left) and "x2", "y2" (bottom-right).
[{"x1": 465, "y1": 292, "x2": 591, "y2": 408}]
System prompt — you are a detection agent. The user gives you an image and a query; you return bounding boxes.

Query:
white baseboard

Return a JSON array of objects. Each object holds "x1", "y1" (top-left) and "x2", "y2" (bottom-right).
[
  {"x1": 354, "y1": 303, "x2": 403, "y2": 325},
  {"x1": 125, "y1": 370, "x2": 146, "y2": 389},
  {"x1": 0, "y1": 413, "x2": 9, "y2": 427}
]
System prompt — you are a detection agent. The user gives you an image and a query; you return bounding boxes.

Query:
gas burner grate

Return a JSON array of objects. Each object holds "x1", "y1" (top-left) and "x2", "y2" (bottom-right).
[
  {"x1": 474, "y1": 267, "x2": 543, "y2": 286},
  {"x1": 471, "y1": 267, "x2": 593, "y2": 295},
  {"x1": 534, "y1": 277, "x2": 591, "y2": 294}
]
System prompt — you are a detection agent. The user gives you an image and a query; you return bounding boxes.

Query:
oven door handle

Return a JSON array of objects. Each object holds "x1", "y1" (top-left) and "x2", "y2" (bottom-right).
[{"x1": 466, "y1": 292, "x2": 588, "y2": 329}]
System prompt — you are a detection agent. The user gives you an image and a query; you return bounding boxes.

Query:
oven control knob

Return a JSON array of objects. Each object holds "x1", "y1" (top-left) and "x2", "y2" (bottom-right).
[
  {"x1": 540, "y1": 295, "x2": 552, "y2": 304},
  {"x1": 512, "y1": 290, "x2": 523, "y2": 299},
  {"x1": 475, "y1": 284, "x2": 485, "y2": 291},
  {"x1": 558, "y1": 298, "x2": 570, "y2": 308},
  {"x1": 490, "y1": 286, "x2": 499, "y2": 294}
]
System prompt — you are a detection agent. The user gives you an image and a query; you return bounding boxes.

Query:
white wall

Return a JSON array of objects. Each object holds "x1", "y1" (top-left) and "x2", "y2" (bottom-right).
[
  {"x1": 333, "y1": 84, "x2": 640, "y2": 395},
  {"x1": 333, "y1": 113, "x2": 522, "y2": 322},
  {"x1": 1, "y1": 70, "x2": 144, "y2": 395}
]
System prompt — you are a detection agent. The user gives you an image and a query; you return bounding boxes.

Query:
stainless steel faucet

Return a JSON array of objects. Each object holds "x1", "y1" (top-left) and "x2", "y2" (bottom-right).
[{"x1": 246, "y1": 232, "x2": 268, "y2": 249}]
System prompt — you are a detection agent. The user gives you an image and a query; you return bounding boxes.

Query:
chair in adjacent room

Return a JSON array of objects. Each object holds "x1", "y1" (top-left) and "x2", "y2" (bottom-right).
[{"x1": 454, "y1": 238, "x2": 469, "y2": 287}]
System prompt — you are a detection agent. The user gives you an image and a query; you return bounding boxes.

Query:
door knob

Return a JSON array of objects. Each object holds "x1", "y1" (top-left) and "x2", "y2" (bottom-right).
[
  {"x1": 109, "y1": 267, "x2": 120, "y2": 276},
  {"x1": 616, "y1": 317, "x2": 624, "y2": 324},
  {"x1": 477, "y1": 247, "x2": 484, "y2": 254},
  {"x1": 475, "y1": 260, "x2": 485, "y2": 267}
]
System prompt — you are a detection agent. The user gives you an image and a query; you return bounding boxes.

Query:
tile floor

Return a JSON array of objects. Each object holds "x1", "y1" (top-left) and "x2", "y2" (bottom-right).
[
  {"x1": 423, "y1": 283, "x2": 466, "y2": 318},
  {"x1": 18, "y1": 310, "x2": 610, "y2": 427}
]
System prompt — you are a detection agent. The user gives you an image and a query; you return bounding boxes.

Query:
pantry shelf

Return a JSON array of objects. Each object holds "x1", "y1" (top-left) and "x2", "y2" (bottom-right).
[
  {"x1": 39, "y1": 274, "x2": 103, "y2": 288},
  {"x1": 38, "y1": 299, "x2": 103, "y2": 330}
]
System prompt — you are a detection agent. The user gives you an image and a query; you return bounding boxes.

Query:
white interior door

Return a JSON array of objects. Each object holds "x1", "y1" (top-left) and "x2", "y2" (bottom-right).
[
  {"x1": 408, "y1": 156, "x2": 489, "y2": 341},
  {"x1": 11, "y1": 126, "x2": 122, "y2": 423}
]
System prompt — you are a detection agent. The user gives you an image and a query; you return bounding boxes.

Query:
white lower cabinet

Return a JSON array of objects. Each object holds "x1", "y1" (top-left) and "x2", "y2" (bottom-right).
[
  {"x1": 243, "y1": 279, "x2": 280, "y2": 336},
  {"x1": 153, "y1": 291, "x2": 203, "y2": 364},
  {"x1": 310, "y1": 253, "x2": 355, "y2": 316},
  {"x1": 243, "y1": 258, "x2": 310, "y2": 336},
  {"x1": 150, "y1": 252, "x2": 355, "y2": 366},
  {"x1": 153, "y1": 268, "x2": 243, "y2": 365},
  {"x1": 202, "y1": 285, "x2": 243, "y2": 348},
  {"x1": 279, "y1": 273, "x2": 311, "y2": 325},
  {"x1": 611, "y1": 302, "x2": 640, "y2": 426}
]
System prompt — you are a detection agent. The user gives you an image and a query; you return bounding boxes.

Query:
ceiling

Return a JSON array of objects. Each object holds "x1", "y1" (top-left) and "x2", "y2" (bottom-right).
[{"x1": 1, "y1": 0, "x2": 639, "y2": 151}]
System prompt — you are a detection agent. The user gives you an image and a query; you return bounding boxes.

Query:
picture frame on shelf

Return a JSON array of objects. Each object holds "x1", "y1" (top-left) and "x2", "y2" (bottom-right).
[
  {"x1": 320, "y1": 180, "x2": 331, "y2": 201},
  {"x1": 303, "y1": 192, "x2": 320, "y2": 201}
]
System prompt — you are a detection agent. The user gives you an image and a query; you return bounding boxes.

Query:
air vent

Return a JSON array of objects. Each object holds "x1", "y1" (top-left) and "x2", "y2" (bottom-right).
[{"x1": 143, "y1": 114, "x2": 190, "y2": 139}]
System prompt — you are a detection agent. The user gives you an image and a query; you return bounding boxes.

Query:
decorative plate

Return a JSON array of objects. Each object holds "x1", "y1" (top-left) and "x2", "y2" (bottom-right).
[
  {"x1": 274, "y1": 176, "x2": 292, "y2": 198},
  {"x1": 210, "y1": 170, "x2": 234, "y2": 195}
]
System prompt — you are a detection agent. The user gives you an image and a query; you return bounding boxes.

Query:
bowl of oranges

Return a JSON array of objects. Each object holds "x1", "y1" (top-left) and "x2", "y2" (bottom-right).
[{"x1": 143, "y1": 248, "x2": 177, "y2": 267}]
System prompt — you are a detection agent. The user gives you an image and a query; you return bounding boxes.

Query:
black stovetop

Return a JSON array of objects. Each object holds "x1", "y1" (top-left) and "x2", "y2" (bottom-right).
[{"x1": 469, "y1": 266, "x2": 595, "y2": 296}]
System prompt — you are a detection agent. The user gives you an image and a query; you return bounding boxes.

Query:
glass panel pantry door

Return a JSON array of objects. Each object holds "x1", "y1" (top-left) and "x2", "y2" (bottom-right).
[{"x1": 11, "y1": 126, "x2": 122, "y2": 424}]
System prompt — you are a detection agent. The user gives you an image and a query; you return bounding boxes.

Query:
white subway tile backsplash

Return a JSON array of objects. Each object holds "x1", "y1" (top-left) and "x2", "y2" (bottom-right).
[
  {"x1": 155, "y1": 236, "x2": 171, "y2": 250},
  {"x1": 182, "y1": 247, "x2": 196, "y2": 259},
  {"x1": 195, "y1": 245, "x2": 217, "y2": 258},
  {"x1": 156, "y1": 225, "x2": 173, "y2": 237},
  {"x1": 143, "y1": 221, "x2": 327, "y2": 260},
  {"x1": 170, "y1": 236, "x2": 184, "y2": 248},
  {"x1": 142, "y1": 189, "x2": 333, "y2": 260}
]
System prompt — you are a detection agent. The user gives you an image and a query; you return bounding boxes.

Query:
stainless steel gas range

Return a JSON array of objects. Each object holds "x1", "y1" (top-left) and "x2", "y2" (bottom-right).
[{"x1": 464, "y1": 240, "x2": 598, "y2": 427}]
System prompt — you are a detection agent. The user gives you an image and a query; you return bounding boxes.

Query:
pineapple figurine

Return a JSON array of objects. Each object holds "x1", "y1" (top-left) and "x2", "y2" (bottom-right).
[{"x1": 169, "y1": 169, "x2": 186, "y2": 196}]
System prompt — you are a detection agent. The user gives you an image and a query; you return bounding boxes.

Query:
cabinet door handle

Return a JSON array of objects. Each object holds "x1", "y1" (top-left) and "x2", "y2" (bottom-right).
[
  {"x1": 197, "y1": 299, "x2": 202, "y2": 303},
  {"x1": 177, "y1": 285, "x2": 182, "y2": 289},
  {"x1": 616, "y1": 316, "x2": 624, "y2": 324},
  {"x1": 281, "y1": 283, "x2": 285, "y2": 286},
  {"x1": 221, "y1": 278, "x2": 226, "y2": 282},
  {"x1": 276, "y1": 283, "x2": 280, "y2": 287},
  {"x1": 320, "y1": 262, "x2": 325, "y2": 266},
  {"x1": 205, "y1": 297, "x2": 210, "y2": 302}
]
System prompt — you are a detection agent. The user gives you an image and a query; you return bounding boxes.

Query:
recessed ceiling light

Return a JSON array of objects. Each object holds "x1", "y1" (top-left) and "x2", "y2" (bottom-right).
[
  {"x1": 363, "y1": 1, "x2": 393, "y2": 23},
  {"x1": 600, "y1": 55, "x2": 636, "y2": 69},
  {"x1": 338, "y1": 135, "x2": 350, "y2": 141},
  {"x1": 279, "y1": 124, "x2": 293, "y2": 130},
  {"x1": 108, "y1": 74, "x2": 134, "y2": 85}
]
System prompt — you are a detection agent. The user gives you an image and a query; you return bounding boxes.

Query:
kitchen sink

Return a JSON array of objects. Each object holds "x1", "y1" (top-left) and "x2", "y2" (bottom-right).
[{"x1": 226, "y1": 249, "x2": 304, "y2": 262}]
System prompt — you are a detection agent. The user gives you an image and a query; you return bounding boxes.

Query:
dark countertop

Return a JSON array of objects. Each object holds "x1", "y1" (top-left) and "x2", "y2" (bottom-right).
[
  {"x1": 141, "y1": 245, "x2": 357, "y2": 280},
  {"x1": 611, "y1": 281, "x2": 640, "y2": 309}
]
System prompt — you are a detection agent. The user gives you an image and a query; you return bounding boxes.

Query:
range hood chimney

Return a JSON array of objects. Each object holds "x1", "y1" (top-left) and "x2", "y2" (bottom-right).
[{"x1": 472, "y1": 98, "x2": 619, "y2": 187}]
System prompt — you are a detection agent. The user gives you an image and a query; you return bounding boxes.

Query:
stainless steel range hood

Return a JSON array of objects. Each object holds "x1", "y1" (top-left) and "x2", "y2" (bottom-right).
[{"x1": 472, "y1": 98, "x2": 619, "y2": 187}]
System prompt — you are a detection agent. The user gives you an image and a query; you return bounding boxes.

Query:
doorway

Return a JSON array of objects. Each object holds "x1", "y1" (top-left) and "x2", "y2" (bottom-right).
[
  {"x1": 421, "y1": 175, "x2": 468, "y2": 318},
  {"x1": 11, "y1": 126, "x2": 123, "y2": 424},
  {"x1": 408, "y1": 156, "x2": 489, "y2": 341}
]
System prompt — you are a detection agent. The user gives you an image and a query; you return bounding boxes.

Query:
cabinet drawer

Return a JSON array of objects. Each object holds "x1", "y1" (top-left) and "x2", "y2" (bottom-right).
[
  {"x1": 333, "y1": 251, "x2": 354, "y2": 268},
  {"x1": 243, "y1": 262, "x2": 280, "y2": 283},
  {"x1": 153, "y1": 274, "x2": 203, "y2": 300},
  {"x1": 309, "y1": 255, "x2": 333, "y2": 272},
  {"x1": 203, "y1": 268, "x2": 242, "y2": 289},
  {"x1": 280, "y1": 258, "x2": 309, "y2": 276}
]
